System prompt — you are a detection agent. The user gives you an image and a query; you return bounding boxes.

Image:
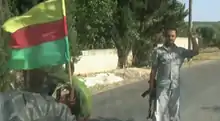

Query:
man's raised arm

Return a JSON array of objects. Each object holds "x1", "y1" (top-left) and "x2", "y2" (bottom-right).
[{"x1": 182, "y1": 35, "x2": 199, "y2": 59}]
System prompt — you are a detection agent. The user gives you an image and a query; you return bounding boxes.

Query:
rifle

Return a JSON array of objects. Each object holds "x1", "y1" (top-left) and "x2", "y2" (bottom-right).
[
  {"x1": 141, "y1": 79, "x2": 156, "y2": 120},
  {"x1": 141, "y1": 79, "x2": 156, "y2": 98},
  {"x1": 141, "y1": 89, "x2": 151, "y2": 98}
]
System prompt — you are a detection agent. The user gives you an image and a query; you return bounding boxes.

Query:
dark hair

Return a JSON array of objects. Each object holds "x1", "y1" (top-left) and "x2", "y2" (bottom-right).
[{"x1": 165, "y1": 27, "x2": 177, "y2": 35}]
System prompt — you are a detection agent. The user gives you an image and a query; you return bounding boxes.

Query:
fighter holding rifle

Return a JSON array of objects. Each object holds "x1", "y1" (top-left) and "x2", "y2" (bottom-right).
[{"x1": 142, "y1": 27, "x2": 199, "y2": 121}]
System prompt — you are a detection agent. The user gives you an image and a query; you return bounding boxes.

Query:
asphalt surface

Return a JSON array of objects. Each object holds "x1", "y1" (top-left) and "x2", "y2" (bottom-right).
[{"x1": 90, "y1": 60, "x2": 220, "y2": 121}]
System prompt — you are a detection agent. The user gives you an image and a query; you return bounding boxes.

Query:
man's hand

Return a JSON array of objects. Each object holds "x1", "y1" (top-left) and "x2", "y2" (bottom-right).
[
  {"x1": 188, "y1": 32, "x2": 199, "y2": 55},
  {"x1": 141, "y1": 80, "x2": 156, "y2": 98},
  {"x1": 189, "y1": 32, "x2": 196, "y2": 39},
  {"x1": 149, "y1": 68, "x2": 157, "y2": 87},
  {"x1": 148, "y1": 79, "x2": 156, "y2": 97},
  {"x1": 149, "y1": 84, "x2": 156, "y2": 98},
  {"x1": 190, "y1": 34, "x2": 198, "y2": 43}
]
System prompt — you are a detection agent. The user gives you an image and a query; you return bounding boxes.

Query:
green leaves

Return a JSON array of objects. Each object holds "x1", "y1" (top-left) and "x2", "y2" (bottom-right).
[
  {"x1": 131, "y1": 0, "x2": 188, "y2": 66},
  {"x1": 196, "y1": 24, "x2": 220, "y2": 47},
  {"x1": 0, "y1": 0, "x2": 16, "y2": 91},
  {"x1": 75, "y1": 0, "x2": 116, "y2": 49}
]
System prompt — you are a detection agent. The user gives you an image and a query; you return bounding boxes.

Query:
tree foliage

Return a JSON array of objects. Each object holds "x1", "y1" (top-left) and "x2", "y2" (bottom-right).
[
  {"x1": 132, "y1": 0, "x2": 188, "y2": 66},
  {"x1": 196, "y1": 25, "x2": 220, "y2": 47},
  {"x1": 0, "y1": 0, "x2": 18, "y2": 91},
  {"x1": 75, "y1": 0, "x2": 116, "y2": 49}
]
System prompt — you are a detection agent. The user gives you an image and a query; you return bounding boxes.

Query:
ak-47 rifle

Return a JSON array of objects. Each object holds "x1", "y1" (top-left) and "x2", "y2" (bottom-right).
[
  {"x1": 141, "y1": 79, "x2": 156, "y2": 120},
  {"x1": 141, "y1": 79, "x2": 156, "y2": 98},
  {"x1": 141, "y1": 88, "x2": 151, "y2": 98}
]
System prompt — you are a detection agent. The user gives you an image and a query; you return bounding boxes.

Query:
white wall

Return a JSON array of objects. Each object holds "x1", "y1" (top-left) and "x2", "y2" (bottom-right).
[
  {"x1": 74, "y1": 37, "x2": 196, "y2": 74},
  {"x1": 74, "y1": 49, "x2": 132, "y2": 74},
  {"x1": 157, "y1": 37, "x2": 199, "y2": 49}
]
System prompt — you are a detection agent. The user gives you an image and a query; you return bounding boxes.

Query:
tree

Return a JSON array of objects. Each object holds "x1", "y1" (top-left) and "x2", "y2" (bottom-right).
[
  {"x1": 196, "y1": 26, "x2": 216, "y2": 47},
  {"x1": 75, "y1": 0, "x2": 115, "y2": 49},
  {"x1": 0, "y1": 0, "x2": 15, "y2": 91},
  {"x1": 75, "y1": 0, "x2": 134, "y2": 68},
  {"x1": 132, "y1": 0, "x2": 188, "y2": 66},
  {"x1": 111, "y1": 0, "x2": 134, "y2": 68}
]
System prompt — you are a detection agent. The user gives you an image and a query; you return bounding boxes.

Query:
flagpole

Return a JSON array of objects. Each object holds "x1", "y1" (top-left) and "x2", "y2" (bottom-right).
[
  {"x1": 61, "y1": 0, "x2": 73, "y2": 85},
  {"x1": 67, "y1": 62, "x2": 72, "y2": 85}
]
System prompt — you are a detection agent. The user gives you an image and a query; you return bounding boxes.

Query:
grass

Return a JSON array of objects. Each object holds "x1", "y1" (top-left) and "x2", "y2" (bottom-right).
[
  {"x1": 183, "y1": 48, "x2": 220, "y2": 67},
  {"x1": 193, "y1": 51, "x2": 220, "y2": 60}
]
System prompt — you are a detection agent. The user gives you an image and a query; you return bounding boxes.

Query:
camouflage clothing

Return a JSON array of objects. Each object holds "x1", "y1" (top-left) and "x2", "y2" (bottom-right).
[
  {"x1": 152, "y1": 45, "x2": 196, "y2": 89},
  {"x1": 152, "y1": 44, "x2": 197, "y2": 121}
]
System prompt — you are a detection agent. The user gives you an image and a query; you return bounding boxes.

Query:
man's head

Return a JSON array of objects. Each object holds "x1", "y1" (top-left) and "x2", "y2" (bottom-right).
[{"x1": 164, "y1": 28, "x2": 177, "y2": 45}]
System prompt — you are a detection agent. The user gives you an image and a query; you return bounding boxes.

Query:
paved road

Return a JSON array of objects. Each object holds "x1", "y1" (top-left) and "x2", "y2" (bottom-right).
[{"x1": 90, "y1": 60, "x2": 220, "y2": 121}]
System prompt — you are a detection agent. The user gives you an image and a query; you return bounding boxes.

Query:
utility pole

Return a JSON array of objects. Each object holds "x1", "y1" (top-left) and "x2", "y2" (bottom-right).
[
  {"x1": 188, "y1": 0, "x2": 192, "y2": 61},
  {"x1": 188, "y1": 0, "x2": 192, "y2": 50}
]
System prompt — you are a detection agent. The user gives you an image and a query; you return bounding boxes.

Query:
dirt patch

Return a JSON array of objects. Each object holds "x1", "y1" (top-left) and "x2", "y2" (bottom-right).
[
  {"x1": 199, "y1": 47, "x2": 219, "y2": 53},
  {"x1": 193, "y1": 51, "x2": 220, "y2": 60},
  {"x1": 112, "y1": 68, "x2": 151, "y2": 80},
  {"x1": 89, "y1": 68, "x2": 151, "y2": 94}
]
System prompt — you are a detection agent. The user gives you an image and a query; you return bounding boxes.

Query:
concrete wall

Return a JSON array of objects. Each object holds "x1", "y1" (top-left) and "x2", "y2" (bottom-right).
[
  {"x1": 74, "y1": 49, "x2": 132, "y2": 74},
  {"x1": 74, "y1": 37, "x2": 197, "y2": 74},
  {"x1": 157, "y1": 37, "x2": 199, "y2": 49}
]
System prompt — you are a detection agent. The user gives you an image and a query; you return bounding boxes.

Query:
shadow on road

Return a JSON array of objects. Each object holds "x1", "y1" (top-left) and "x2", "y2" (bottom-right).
[
  {"x1": 90, "y1": 117, "x2": 135, "y2": 121},
  {"x1": 201, "y1": 105, "x2": 220, "y2": 113}
]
